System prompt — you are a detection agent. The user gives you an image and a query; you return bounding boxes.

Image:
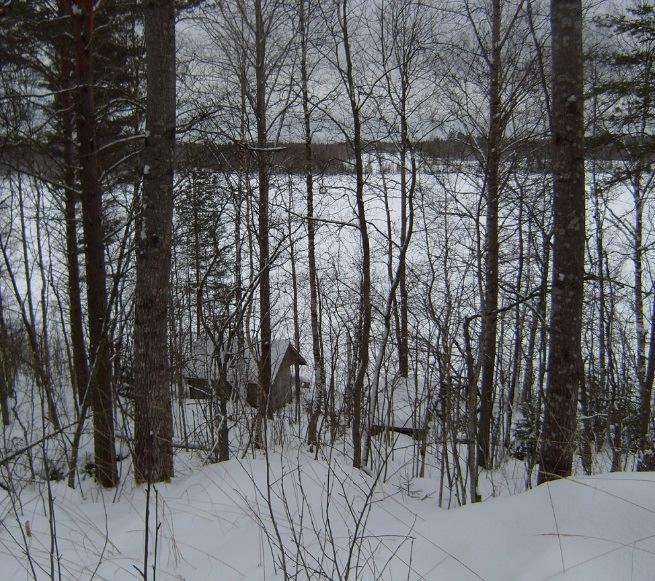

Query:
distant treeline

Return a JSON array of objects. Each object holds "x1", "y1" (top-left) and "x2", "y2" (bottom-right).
[
  {"x1": 177, "y1": 136, "x2": 637, "y2": 174},
  {"x1": 0, "y1": 136, "x2": 639, "y2": 180}
]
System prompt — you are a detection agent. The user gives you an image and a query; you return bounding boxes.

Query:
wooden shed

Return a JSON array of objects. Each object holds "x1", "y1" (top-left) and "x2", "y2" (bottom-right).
[
  {"x1": 183, "y1": 336, "x2": 233, "y2": 401},
  {"x1": 369, "y1": 378, "x2": 429, "y2": 441},
  {"x1": 183, "y1": 337, "x2": 307, "y2": 413},
  {"x1": 243, "y1": 340, "x2": 308, "y2": 413}
]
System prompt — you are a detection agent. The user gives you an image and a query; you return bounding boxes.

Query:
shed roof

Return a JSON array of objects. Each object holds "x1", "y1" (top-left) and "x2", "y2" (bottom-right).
[
  {"x1": 372, "y1": 377, "x2": 428, "y2": 432},
  {"x1": 184, "y1": 336, "x2": 306, "y2": 385}
]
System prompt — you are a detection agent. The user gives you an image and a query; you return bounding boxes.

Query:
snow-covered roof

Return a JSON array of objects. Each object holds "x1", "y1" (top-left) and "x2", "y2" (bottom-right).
[
  {"x1": 184, "y1": 336, "x2": 306, "y2": 386},
  {"x1": 374, "y1": 376, "x2": 428, "y2": 431},
  {"x1": 185, "y1": 335, "x2": 219, "y2": 381}
]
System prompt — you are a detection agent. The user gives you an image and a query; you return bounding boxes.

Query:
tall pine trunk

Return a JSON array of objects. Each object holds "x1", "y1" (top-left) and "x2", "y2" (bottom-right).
[
  {"x1": 66, "y1": 0, "x2": 117, "y2": 488},
  {"x1": 133, "y1": 0, "x2": 176, "y2": 483},
  {"x1": 55, "y1": 11, "x2": 90, "y2": 406},
  {"x1": 538, "y1": 0, "x2": 585, "y2": 484}
]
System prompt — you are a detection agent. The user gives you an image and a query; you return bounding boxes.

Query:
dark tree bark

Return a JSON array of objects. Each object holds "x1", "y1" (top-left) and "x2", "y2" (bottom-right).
[
  {"x1": 232, "y1": 48, "x2": 247, "y2": 410},
  {"x1": 300, "y1": 0, "x2": 326, "y2": 450},
  {"x1": 504, "y1": 194, "x2": 525, "y2": 451},
  {"x1": 538, "y1": 0, "x2": 585, "y2": 484},
  {"x1": 477, "y1": 0, "x2": 502, "y2": 472},
  {"x1": 133, "y1": 0, "x2": 176, "y2": 483},
  {"x1": 0, "y1": 289, "x2": 11, "y2": 427},
  {"x1": 641, "y1": 293, "x2": 655, "y2": 448},
  {"x1": 338, "y1": 0, "x2": 371, "y2": 469},
  {"x1": 192, "y1": 174, "x2": 204, "y2": 339},
  {"x1": 254, "y1": 0, "x2": 272, "y2": 448},
  {"x1": 632, "y1": 173, "x2": 649, "y2": 450},
  {"x1": 66, "y1": 0, "x2": 118, "y2": 488},
  {"x1": 397, "y1": 78, "x2": 409, "y2": 379},
  {"x1": 55, "y1": 6, "x2": 90, "y2": 407},
  {"x1": 56, "y1": 4, "x2": 92, "y2": 486},
  {"x1": 384, "y1": 0, "x2": 421, "y2": 381}
]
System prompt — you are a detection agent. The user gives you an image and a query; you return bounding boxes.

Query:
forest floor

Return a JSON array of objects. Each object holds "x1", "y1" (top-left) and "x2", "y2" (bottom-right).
[{"x1": 1, "y1": 436, "x2": 654, "y2": 580}]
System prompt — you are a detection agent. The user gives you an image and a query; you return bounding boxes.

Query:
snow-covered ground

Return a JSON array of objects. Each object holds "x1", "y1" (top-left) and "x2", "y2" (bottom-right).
[
  {"x1": 2, "y1": 440, "x2": 654, "y2": 580},
  {"x1": 0, "y1": 164, "x2": 652, "y2": 579}
]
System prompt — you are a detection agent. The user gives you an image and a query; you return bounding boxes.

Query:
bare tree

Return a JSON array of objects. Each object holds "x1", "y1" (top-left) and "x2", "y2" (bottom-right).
[
  {"x1": 476, "y1": 0, "x2": 503, "y2": 473},
  {"x1": 298, "y1": 0, "x2": 327, "y2": 450},
  {"x1": 337, "y1": 0, "x2": 372, "y2": 470}
]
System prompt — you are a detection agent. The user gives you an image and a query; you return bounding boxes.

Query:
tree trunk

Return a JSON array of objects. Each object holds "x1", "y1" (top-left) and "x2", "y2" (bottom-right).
[
  {"x1": 538, "y1": 0, "x2": 585, "y2": 484},
  {"x1": 592, "y1": 157, "x2": 608, "y2": 452},
  {"x1": 398, "y1": 84, "x2": 409, "y2": 378},
  {"x1": 0, "y1": 289, "x2": 11, "y2": 427},
  {"x1": 255, "y1": 0, "x2": 272, "y2": 448},
  {"x1": 287, "y1": 181, "x2": 302, "y2": 423},
  {"x1": 133, "y1": 0, "x2": 176, "y2": 484},
  {"x1": 641, "y1": 291, "x2": 655, "y2": 448},
  {"x1": 301, "y1": 0, "x2": 326, "y2": 451},
  {"x1": 477, "y1": 0, "x2": 502, "y2": 471},
  {"x1": 66, "y1": 0, "x2": 118, "y2": 488},
  {"x1": 504, "y1": 195, "x2": 524, "y2": 450},
  {"x1": 340, "y1": 0, "x2": 371, "y2": 469},
  {"x1": 56, "y1": 13, "x2": 90, "y2": 407},
  {"x1": 632, "y1": 176, "x2": 650, "y2": 450}
]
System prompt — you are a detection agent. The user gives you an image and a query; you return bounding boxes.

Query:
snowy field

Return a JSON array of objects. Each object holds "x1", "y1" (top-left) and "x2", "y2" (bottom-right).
[
  {"x1": 1, "y1": 441, "x2": 654, "y2": 580},
  {"x1": 0, "y1": 163, "x2": 651, "y2": 579}
]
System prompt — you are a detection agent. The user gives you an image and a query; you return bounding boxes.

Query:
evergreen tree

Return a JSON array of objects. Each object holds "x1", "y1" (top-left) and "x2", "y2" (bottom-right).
[{"x1": 597, "y1": 2, "x2": 655, "y2": 452}]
